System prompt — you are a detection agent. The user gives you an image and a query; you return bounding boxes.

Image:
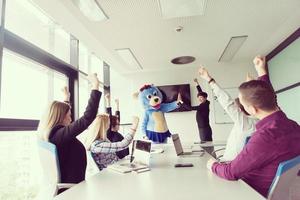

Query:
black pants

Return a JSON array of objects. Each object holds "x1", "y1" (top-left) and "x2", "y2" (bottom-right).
[{"x1": 198, "y1": 126, "x2": 213, "y2": 142}]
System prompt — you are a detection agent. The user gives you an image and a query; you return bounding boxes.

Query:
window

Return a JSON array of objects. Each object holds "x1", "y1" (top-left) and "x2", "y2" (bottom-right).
[
  {"x1": 268, "y1": 38, "x2": 300, "y2": 91},
  {"x1": 79, "y1": 74, "x2": 105, "y2": 117},
  {"x1": 78, "y1": 42, "x2": 105, "y2": 116},
  {"x1": 0, "y1": 131, "x2": 42, "y2": 199},
  {"x1": 90, "y1": 54, "x2": 104, "y2": 83},
  {"x1": 277, "y1": 86, "x2": 300, "y2": 124},
  {"x1": 0, "y1": 50, "x2": 49, "y2": 119},
  {"x1": 0, "y1": 49, "x2": 69, "y2": 120},
  {"x1": 53, "y1": 71, "x2": 69, "y2": 101},
  {"x1": 53, "y1": 26, "x2": 71, "y2": 63},
  {"x1": 79, "y1": 74, "x2": 90, "y2": 116},
  {"x1": 5, "y1": 0, "x2": 70, "y2": 63},
  {"x1": 79, "y1": 43, "x2": 89, "y2": 73}
]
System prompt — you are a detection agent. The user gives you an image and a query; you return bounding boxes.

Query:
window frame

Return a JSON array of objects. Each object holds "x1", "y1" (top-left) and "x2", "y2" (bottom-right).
[
  {"x1": 0, "y1": 0, "x2": 109, "y2": 131},
  {"x1": 266, "y1": 27, "x2": 300, "y2": 94}
]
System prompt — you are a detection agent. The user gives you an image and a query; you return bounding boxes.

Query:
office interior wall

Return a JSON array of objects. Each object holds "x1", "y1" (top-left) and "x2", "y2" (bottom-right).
[{"x1": 110, "y1": 61, "x2": 256, "y2": 143}]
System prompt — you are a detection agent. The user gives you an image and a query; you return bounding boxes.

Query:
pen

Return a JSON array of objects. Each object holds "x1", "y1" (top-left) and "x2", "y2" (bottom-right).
[{"x1": 130, "y1": 140, "x2": 136, "y2": 163}]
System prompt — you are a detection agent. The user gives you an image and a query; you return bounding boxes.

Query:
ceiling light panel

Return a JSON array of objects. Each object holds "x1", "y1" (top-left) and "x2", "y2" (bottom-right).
[
  {"x1": 71, "y1": 0, "x2": 108, "y2": 21},
  {"x1": 115, "y1": 48, "x2": 143, "y2": 70},
  {"x1": 218, "y1": 36, "x2": 248, "y2": 62},
  {"x1": 159, "y1": 0, "x2": 207, "y2": 19}
]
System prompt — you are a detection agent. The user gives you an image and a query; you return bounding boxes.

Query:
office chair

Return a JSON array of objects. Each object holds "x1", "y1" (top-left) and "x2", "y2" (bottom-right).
[
  {"x1": 37, "y1": 140, "x2": 75, "y2": 197},
  {"x1": 85, "y1": 151, "x2": 101, "y2": 179},
  {"x1": 267, "y1": 155, "x2": 300, "y2": 200}
]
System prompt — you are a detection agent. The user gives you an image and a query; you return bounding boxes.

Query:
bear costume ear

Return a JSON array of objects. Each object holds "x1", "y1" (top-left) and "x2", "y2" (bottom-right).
[
  {"x1": 132, "y1": 92, "x2": 139, "y2": 99},
  {"x1": 139, "y1": 84, "x2": 152, "y2": 92}
]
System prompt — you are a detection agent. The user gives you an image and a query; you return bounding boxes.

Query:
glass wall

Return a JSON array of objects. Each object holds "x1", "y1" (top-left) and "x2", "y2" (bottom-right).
[
  {"x1": 267, "y1": 31, "x2": 300, "y2": 123},
  {"x1": 0, "y1": 131, "x2": 42, "y2": 199},
  {"x1": 0, "y1": 49, "x2": 68, "y2": 119},
  {"x1": 5, "y1": 0, "x2": 71, "y2": 63},
  {"x1": 78, "y1": 42, "x2": 105, "y2": 116},
  {"x1": 0, "y1": 0, "x2": 110, "y2": 199}
]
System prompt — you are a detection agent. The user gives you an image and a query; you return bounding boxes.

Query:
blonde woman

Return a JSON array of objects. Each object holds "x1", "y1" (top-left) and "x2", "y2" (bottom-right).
[
  {"x1": 38, "y1": 74, "x2": 101, "y2": 184},
  {"x1": 83, "y1": 115, "x2": 139, "y2": 170}
]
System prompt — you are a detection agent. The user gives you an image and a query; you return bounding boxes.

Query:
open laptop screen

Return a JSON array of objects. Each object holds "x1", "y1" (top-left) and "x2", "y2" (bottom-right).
[
  {"x1": 134, "y1": 140, "x2": 151, "y2": 165},
  {"x1": 172, "y1": 134, "x2": 184, "y2": 155}
]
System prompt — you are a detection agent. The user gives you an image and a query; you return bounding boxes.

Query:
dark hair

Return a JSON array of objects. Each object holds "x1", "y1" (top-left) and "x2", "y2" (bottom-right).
[
  {"x1": 197, "y1": 92, "x2": 208, "y2": 98},
  {"x1": 238, "y1": 80, "x2": 277, "y2": 111},
  {"x1": 110, "y1": 115, "x2": 120, "y2": 128},
  {"x1": 235, "y1": 98, "x2": 250, "y2": 116}
]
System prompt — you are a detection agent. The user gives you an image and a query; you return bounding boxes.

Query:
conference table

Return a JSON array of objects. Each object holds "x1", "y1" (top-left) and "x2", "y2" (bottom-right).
[{"x1": 54, "y1": 144, "x2": 265, "y2": 200}]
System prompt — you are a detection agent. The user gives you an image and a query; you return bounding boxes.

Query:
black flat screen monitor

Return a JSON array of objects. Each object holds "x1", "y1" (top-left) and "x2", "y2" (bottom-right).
[{"x1": 157, "y1": 84, "x2": 191, "y2": 112}]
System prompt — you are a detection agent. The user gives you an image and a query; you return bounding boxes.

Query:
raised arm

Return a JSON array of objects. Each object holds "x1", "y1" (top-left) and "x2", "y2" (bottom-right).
[
  {"x1": 159, "y1": 93, "x2": 182, "y2": 112},
  {"x1": 253, "y1": 55, "x2": 273, "y2": 89},
  {"x1": 198, "y1": 67, "x2": 243, "y2": 122},
  {"x1": 105, "y1": 93, "x2": 112, "y2": 116},
  {"x1": 91, "y1": 117, "x2": 138, "y2": 153},
  {"x1": 114, "y1": 98, "x2": 120, "y2": 120},
  {"x1": 194, "y1": 78, "x2": 204, "y2": 93},
  {"x1": 49, "y1": 74, "x2": 101, "y2": 144},
  {"x1": 62, "y1": 86, "x2": 70, "y2": 103},
  {"x1": 160, "y1": 101, "x2": 180, "y2": 112},
  {"x1": 91, "y1": 133, "x2": 134, "y2": 153}
]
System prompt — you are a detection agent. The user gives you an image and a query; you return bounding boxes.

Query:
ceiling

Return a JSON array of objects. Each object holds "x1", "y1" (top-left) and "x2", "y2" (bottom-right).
[{"x1": 34, "y1": 0, "x2": 300, "y2": 73}]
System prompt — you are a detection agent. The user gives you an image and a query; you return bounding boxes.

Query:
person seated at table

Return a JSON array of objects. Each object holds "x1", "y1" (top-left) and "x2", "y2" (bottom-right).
[
  {"x1": 104, "y1": 94, "x2": 129, "y2": 159},
  {"x1": 206, "y1": 75, "x2": 300, "y2": 197},
  {"x1": 38, "y1": 74, "x2": 101, "y2": 184},
  {"x1": 81, "y1": 114, "x2": 139, "y2": 170},
  {"x1": 197, "y1": 56, "x2": 272, "y2": 161}
]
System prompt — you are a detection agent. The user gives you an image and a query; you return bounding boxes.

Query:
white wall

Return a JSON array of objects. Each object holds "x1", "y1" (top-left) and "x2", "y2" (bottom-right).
[{"x1": 110, "y1": 61, "x2": 256, "y2": 143}]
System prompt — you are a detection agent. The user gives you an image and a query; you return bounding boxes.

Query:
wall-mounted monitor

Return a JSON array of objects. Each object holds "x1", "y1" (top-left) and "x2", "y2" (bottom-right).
[{"x1": 157, "y1": 84, "x2": 191, "y2": 112}]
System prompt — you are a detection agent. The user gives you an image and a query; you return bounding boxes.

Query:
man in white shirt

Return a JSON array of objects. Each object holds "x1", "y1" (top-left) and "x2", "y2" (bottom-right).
[{"x1": 197, "y1": 56, "x2": 271, "y2": 161}]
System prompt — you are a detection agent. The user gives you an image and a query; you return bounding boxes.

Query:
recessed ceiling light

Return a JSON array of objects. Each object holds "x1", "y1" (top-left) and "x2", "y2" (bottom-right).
[
  {"x1": 159, "y1": 0, "x2": 207, "y2": 19},
  {"x1": 171, "y1": 56, "x2": 195, "y2": 64},
  {"x1": 115, "y1": 48, "x2": 143, "y2": 70},
  {"x1": 71, "y1": 0, "x2": 108, "y2": 22},
  {"x1": 219, "y1": 35, "x2": 248, "y2": 62}
]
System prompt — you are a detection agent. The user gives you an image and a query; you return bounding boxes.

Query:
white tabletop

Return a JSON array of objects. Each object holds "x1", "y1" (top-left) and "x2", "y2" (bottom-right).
[{"x1": 54, "y1": 145, "x2": 265, "y2": 200}]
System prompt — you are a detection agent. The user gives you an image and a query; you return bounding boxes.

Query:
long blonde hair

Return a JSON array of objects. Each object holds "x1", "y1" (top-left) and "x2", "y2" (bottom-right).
[
  {"x1": 38, "y1": 101, "x2": 70, "y2": 141},
  {"x1": 79, "y1": 114, "x2": 110, "y2": 150}
]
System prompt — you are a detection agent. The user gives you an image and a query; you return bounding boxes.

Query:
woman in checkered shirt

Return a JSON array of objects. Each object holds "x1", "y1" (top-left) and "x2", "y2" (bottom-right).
[{"x1": 82, "y1": 114, "x2": 139, "y2": 170}]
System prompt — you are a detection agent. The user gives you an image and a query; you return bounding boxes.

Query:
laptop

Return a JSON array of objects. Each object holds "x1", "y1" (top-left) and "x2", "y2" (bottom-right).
[
  {"x1": 172, "y1": 134, "x2": 204, "y2": 156},
  {"x1": 107, "y1": 140, "x2": 151, "y2": 173}
]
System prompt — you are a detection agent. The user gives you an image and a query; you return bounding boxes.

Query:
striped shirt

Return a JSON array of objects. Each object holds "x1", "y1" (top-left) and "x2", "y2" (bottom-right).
[{"x1": 91, "y1": 133, "x2": 134, "y2": 170}]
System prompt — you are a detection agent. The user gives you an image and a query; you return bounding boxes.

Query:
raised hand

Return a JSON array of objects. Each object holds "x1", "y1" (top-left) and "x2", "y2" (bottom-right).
[
  {"x1": 87, "y1": 73, "x2": 100, "y2": 90},
  {"x1": 253, "y1": 55, "x2": 267, "y2": 76},
  {"x1": 61, "y1": 86, "x2": 70, "y2": 102},
  {"x1": 105, "y1": 93, "x2": 110, "y2": 100},
  {"x1": 193, "y1": 78, "x2": 199, "y2": 85},
  {"x1": 130, "y1": 116, "x2": 139, "y2": 135},
  {"x1": 177, "y1": 93, "x2": 183, "y2": 104},
  {"x1": 198, "y1": 67, "x2": 211, "y2": 82},
  {"x1": 104, "y1": 93, "x2": 111, "y2": 107},
  {"x1": 132, "y1": 92, "x2": 139, "y2": 100}
]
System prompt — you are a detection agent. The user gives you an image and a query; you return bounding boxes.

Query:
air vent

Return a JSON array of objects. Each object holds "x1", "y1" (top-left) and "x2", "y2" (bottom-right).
[{"x1": 218, "y1": 36, "x2": 248, "y2": 62}]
